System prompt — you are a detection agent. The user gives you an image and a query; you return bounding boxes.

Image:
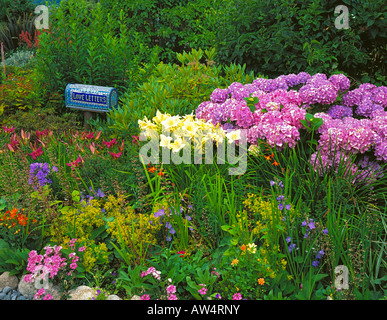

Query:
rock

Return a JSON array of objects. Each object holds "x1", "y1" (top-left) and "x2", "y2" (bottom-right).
[
  {"x1": 0, "y1": 292, "x2": 6, "y2": 299},
  {"x1": 2, "y1": 286, "x2": 12, "y2": 295},
  {"x1": 131, "y1": 295, "x2": 141, "y2": 300},
  {"x1": 18, "y1": 275, "x2": 37, "y2": 300},
  {"x1": 107, "y1": 294, "x2": 122, "y2": 300},
  {"x1": 0, "y1": 272, "x2": 19, "y2": 291},
  {"x1": 18, "y1": 275, "x2": 61, "y2": 300},
  {"x1": 68, "y1": 285, "x2": 95, "y2": 300}
]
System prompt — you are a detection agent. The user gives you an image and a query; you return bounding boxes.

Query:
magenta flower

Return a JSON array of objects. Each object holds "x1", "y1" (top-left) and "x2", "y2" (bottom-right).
[{"x1": 232, "y1": 293, "x2": 242, "y2": 300}]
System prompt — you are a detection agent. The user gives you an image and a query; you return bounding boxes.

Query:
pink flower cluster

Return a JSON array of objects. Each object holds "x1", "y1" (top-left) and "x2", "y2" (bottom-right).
[
  {"x1": 342, "y1": 83, "x2": 387, "y2": 117},
  {"x1": 34, "y1": 288, "x2": 53, "y2": 300},
  {"x1": 311, "y1": 110, "x2": 386, "y2": 183},
  {"x1": 167, "y1": 284, "x2": 178, "y2": 300},
  {"x1": 197, "y1": 72, "x2": 387, "y2": 184},
  {"x1": 140, "y1": 266, "x2": 161, "y2": 280},
  {"x1": 196, "y1": 73, "x2": 310, "y2": 149},
  {"x1": 24, "y1": 239, "x2": 81, "y2": 285}
]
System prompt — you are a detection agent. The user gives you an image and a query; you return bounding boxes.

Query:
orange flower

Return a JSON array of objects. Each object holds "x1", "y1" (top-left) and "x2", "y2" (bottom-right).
[
  {"x1": 272, "y1": 160, "x2": 280, "y2": 166},
  {"x1": 231, "y1": 258, "x2": 239, "y2": 266},
  {"x1": 148, "y1": 166, "x2": 156, "y2": 173},
  {"x1": 157, "y1": 170, "x2": 164, "y2": 177},
  {"x1": 258, "y1": 278, "x2": 265, "y2": 285},
  {"x1": 240, "y1": 244, "x2": 246, "y2": 251},
  {"x1": 10, "y1": 208, "x2": 17, "y2": 219}
]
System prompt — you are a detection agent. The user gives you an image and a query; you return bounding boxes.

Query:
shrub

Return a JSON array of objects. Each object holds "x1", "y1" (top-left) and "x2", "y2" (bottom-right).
[
  {"x1": 34, "y1": 0, "x2": 150, "y2": 111},
  {"x1": 0, "y1": 68, "x2": 46, "y2": 117},
  {"x1": 215, "y1": 0, "x2": 386, "y2": 83},
  {"x1": 0, "y1": 0, "x2": 35, "y2": 23},
  {"x1": 99, "y1": 0, "x2": 221, "y2": 63}
]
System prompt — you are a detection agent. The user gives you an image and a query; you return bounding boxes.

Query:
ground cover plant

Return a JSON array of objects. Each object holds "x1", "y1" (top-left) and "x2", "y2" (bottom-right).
[{"x1": 0, "y1": 0, "x2": 386, "y2": 302}]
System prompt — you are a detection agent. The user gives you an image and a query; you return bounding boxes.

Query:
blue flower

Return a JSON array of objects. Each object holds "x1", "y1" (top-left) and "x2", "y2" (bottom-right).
[
  {"x1": 312, "y1": 260, "x2": 319, "y2": 267},
  {"x1": 285, "y1": 204, "x2": 291, "y2": 210}
]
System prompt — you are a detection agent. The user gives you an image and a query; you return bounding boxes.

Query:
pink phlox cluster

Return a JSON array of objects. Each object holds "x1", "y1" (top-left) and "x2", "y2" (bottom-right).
[
  {"x1": 24, "y1": 240, "x2": 80, "y2": 284},
  {"x1": 141, "y1": 266, "x2": 161, "y2": 280},
  {"x1": 25, "y1": 246, "x2": 67, "y2": 283}
]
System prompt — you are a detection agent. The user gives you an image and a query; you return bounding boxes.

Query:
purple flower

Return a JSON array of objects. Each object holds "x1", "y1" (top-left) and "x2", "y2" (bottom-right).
[
  {"x1": 327, "y1": 105, "x2": 353, "y2": 119},
  {"x1": 328, "y1": 74, "x2": 351, "y2": 92},
  {"x1": 210, "y1": 88, "x2": 229, "y2": 103},
  {"x1": 312, "y1": 260, "x2": 319, "y2": 267},
  {"x1": 154, "y1": 208, "x2": 165, "y2": 218}
]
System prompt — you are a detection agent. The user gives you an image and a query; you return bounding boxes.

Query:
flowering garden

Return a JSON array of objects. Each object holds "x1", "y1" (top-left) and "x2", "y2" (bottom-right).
[{"x1": 0, "y1": 0, "x2": 386, "y2": 302}]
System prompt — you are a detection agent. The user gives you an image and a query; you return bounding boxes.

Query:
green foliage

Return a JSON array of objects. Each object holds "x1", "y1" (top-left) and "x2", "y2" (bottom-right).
[
  {"x1": 3, "y1": 106, "x2": 81, "y2": 133},
  {"x1": 99, "y1": 0, "x2": 221, "y2": 63},
  {"x1": 108, "y1": 48, "x2": 255, "y2": 136},
  {"x1": 34, "y1": 0, "x2": 150, "y2": 111},
  {"x1": 215, "y1": 0, "x2": 386, "y2": 82},
  {"x1": 0, "y1": 239, "x2": 29, "y2": 277},
  {"x1": 0, "y1": 68, "x2": 45, "y2": 117},
  {"x1": 0, "y1": 0, "x2": 35, "y2": 23}
]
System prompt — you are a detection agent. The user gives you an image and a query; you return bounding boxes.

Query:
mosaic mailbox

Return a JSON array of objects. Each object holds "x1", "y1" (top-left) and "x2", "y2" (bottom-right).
[{"x1": 65, "y1": 84, "x2": 118, "y2": 113}]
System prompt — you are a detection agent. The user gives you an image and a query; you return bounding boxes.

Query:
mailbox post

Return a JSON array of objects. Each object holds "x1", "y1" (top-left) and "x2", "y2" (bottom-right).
[{"x1": 65, "y1": 84, "x2": 118, "y2": 129}]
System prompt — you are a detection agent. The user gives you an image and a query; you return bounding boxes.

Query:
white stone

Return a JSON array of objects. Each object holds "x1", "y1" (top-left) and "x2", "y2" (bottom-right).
[{"x1": 68, "y1": 285, "x2": 95, "y2": 300}]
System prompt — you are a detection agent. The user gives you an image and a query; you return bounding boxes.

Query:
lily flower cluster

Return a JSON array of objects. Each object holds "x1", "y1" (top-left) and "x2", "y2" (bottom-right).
[{"x1": 139, "y1": 110, "x2": 242, "y2": 153}]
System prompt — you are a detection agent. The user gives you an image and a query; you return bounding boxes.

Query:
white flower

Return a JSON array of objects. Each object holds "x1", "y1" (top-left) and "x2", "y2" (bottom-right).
[
  {"x1": 170, "y1": 137, "x2": 186, "y2": 153},
  {"x1": 226, "y1": 129, "x2": 241, "y2": 143},
  {"x1": 161, "y1": 115, "x2": 181, "y2": 131},
  {"x1": 160, "y1": 134, "x2": 173, "y2": 148}
]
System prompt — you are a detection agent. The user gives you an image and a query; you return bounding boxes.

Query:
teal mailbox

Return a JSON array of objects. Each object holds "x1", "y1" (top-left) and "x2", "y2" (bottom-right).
[{"x1": 65, "y1": 84, "x2": 118, "y2": 113}]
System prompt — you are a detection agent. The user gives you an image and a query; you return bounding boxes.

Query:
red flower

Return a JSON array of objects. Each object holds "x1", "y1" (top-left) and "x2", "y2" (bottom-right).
[
  {"x1": 28, "y1": 146, "x2": 43, "y2": 160},
  {"x1": 85, "y1": 132, "x2": 95, "y2": 140},
  {"x1": 36, "y1": 129, "x2": 49, "y2": 139},
  {"x1": 176, "y1": 250, "x2": 186, "y2": 257},
  {"x1": 2, "y1": 125, "x2": 15, "y2": 133},
  {"x1": 66, "y1": 155, "x2": 84, "y2": 170},
  {"x1": 108, "y1": 151, "x2": 122, "y2": 160},
  {"x1": 132, "y1": 135, "x2": 139, "y2": 146},
  {"x1": 103, "y1": 138, "x2": 117, "y2": 148}
]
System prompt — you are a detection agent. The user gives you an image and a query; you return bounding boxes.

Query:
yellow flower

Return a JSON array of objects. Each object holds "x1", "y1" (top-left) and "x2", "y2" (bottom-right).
[
  {"x1": 226, "y1": 129, "x2": 241, "y2": 143},
  {"x1": 247, "y1": 243, "x2": 257, "y2": 254},
  {"x1": 258, "y1": 278, "x2": 265, "y2": 285},
  {"x1": 231, "y1": 258, "x2": 239, "y2": 266}
]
